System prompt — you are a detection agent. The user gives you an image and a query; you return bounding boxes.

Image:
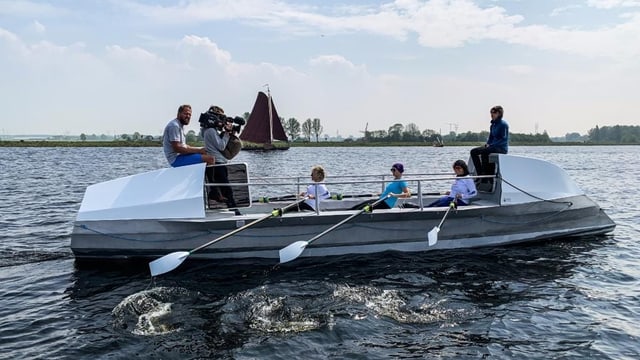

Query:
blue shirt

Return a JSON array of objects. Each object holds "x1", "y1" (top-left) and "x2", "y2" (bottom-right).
[
  {"x1": 487, "y1": 118, "x2": 509, "y2": 153},
  {"x1": 380, "y1": 180, "x2": 408, "y2": 208}
]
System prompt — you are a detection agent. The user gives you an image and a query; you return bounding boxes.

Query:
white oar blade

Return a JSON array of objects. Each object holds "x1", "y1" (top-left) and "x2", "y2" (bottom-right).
[
  {"x1": 279, "y1": 241, "x2": 308, "y2": 264},
  {"x1": 427, "y1": 227, "x2": 439, "y2": 247},
  {"x1": 149, "y1": 251, "x2": 190, "y2": 277}
]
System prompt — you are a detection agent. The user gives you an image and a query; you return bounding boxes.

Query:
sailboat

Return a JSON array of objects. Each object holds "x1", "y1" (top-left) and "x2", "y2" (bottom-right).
[{"x1": 239, "y1": 87, "x2": 290, "y2": 151}]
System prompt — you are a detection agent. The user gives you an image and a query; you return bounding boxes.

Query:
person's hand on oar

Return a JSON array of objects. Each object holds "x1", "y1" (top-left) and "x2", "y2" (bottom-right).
[
  {"x1": 427, "y1": 201, "x2": 456, "y2": 246},
  {"x1": 279, "y1": 195, "x2": 390, "y2": 264},
  {"x1": 149, "y1": 197, "x2": 308, "y2": 277}
]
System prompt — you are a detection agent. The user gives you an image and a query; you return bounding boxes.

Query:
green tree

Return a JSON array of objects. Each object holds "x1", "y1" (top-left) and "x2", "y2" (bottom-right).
[
  {"x1": 388, "y1": 123, "x2": 404, "y2": 141},
  {"x1": 186, "y1": 130, "x2": 197, "y2": 143},
  {"x1": 402, "y1": 123, "x2": 421, "y2": 141},
  {"x1": 283, "y1": 117, "x2": 301, "y2": 140},
  {"x1": 565, "y1": 132, "x2": 582, "y2": 141},
  {"x1": 311, "y1": 118, "x2": 323, "y2": 142},
  {"x1": 301, "y1": 118, "x2": 312, "y2": 142},
  {"x1": 80, "y1": 133, "x2": 87, "y2": 141}
]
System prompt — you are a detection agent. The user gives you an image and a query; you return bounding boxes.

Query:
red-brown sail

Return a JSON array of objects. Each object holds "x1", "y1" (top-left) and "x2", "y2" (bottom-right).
[{"x1": 239, "y1": 91, "x2": 289, "y2": 145}]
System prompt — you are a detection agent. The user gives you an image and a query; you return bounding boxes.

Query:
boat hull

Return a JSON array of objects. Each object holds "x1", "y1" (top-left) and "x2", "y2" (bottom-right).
[{"x1": 71, "y1": 194, "x2": 615, "y2": 262}]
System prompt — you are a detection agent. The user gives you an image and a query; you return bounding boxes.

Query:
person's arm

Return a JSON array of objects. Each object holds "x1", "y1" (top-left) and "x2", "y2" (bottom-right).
[
  {"x1": 211, "y1": 131, "x2": 230, "y2": 152},
  {"x1": 171, "y1": 141, "x2": 206, "y2": 155},
  {"x1": 487, "y1": 121, "x2": 508, "y2": 147},
  {"x1": 166, "y1": 125, "x2": 205, "y2": 155},
  {"x1": 203, "y1": 128, "x2": 230, "y2": 154},
  {"x1": 387, "y1": 181, "x2": 411, "y2": 198},
  {"x1": 462, "y1": 178, "x2": 477, "y2": 200},
  {"x1": 318, "y1": 184, "x2": 331, "y2": 200}
]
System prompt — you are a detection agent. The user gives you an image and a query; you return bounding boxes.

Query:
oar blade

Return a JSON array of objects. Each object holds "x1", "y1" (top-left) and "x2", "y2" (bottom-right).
[
  {"x1": 279, "y1": 241, "x2": 308, "y2": 264},
  {"x1": 149, "y1": 251, "x2": 190, "y2": 277},
  {"x1": 427, "y1": 227, "x2": 439, "y2": 246}
]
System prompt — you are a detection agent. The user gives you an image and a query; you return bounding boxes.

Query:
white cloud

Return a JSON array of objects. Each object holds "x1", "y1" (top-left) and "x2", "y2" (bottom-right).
[
  {"x1": 32, "y1": 20, "x2": 46, "y2": 33},
  {"x1": 0, "y1": 0, "x2": 69, "y2": 17},
  {"x1": 587, "y1": 0, "x2": 640, "y2": 9},
  {"x1": 505, "y1": 65, "x2": 534, "y2": 75}
]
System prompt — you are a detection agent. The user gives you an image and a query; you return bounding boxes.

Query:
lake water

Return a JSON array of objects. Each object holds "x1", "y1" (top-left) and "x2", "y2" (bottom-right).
[{"x1": 1, "y1": 145, "x2": 639, "y2": 359}]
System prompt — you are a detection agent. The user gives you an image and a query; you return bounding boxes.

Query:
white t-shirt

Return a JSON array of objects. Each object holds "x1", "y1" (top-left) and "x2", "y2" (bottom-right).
[{"x1": 304, "y1": 183, "x2": 330, "y2": 210}]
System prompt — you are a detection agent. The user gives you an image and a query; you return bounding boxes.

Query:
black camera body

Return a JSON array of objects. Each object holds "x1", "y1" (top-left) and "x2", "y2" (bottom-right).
[
  {"x1": 199, "y1": 111, "x2": 224, "y2": 130},
  {"x1": 199, "y1": 111, "x2": 246, "y2": 134},
  {"x1": 228, "y1": 116, "x2": 246, "y2": 134}
]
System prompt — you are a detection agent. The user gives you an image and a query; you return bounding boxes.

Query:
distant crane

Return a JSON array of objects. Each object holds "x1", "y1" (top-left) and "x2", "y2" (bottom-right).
[
  {"x1": 446, "y1": 123, "x2": 459, "y2": 134},
  {"x1": 360, "y1": 122, "x2": 370, "y2": 141}
]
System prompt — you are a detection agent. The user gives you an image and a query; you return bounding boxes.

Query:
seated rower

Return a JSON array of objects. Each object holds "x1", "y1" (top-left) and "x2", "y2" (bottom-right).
[
  {"x1": 296, "y1": 165, "x2": 331, "y2": 212},
  {"x1": 427, "y1": 160, "x2": 477, "y2": 207}
]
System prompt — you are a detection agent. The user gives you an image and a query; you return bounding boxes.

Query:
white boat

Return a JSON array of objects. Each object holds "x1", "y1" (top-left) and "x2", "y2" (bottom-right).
[{"x1": 71, "y1": 154, "x2": 615, "y2": 275}]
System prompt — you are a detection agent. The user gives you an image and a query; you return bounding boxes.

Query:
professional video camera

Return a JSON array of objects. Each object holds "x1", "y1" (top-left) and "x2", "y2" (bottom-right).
[
  {"x1": 227, "y1": 116, "x2": 246, "y2": 134},
  {"x1": 198, "y1": 109, "x2": 245, "y2": 134}
]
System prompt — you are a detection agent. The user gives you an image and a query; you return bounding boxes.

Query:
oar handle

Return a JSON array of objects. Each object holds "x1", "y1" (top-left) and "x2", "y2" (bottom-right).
[{"x1": 190, "y1": 197, "x2": 307, "y2": 254}]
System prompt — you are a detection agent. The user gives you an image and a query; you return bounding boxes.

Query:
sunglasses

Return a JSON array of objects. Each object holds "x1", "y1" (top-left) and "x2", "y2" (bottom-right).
[
  {"x1": 390, "y1": 168, "x2": 397, "y2": 172},
  {"x1": 453, "y1": 166, "x2": 462, "y2": 170}
]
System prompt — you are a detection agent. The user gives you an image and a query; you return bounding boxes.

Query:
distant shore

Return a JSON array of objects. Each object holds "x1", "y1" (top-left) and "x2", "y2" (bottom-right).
[{"x1": 0, "y1": 140, "x2": 632, "y2": 147}]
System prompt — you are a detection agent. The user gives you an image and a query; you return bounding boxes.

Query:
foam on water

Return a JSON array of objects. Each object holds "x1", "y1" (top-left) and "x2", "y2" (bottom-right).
[{"x1": 112, "y1": 286, "x2": 190, "y2": 336}]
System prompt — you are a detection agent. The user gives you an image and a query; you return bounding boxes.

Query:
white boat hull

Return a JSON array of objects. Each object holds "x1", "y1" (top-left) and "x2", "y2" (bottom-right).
[{"x1": 71, "y1": 154, "x2": 615, "y2": 264}]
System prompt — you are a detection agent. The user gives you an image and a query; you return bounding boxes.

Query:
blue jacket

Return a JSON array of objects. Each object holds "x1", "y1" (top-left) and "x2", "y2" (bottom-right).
[{"x1": 487, "y1": 118, "x2": 509, "y2": 153}]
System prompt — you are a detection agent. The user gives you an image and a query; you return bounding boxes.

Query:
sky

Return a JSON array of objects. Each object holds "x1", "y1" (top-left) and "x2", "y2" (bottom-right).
[{"x1": 0, "y1": 0, "x2": 639, "y2": 139}]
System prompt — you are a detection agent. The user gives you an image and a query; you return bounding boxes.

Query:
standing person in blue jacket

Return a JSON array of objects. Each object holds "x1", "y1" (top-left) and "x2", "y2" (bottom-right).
[
  {"x1": 470, "y1": 105, "x2": 509, "y2": 176},
  {"x1": 427, "y1": 160, "x2": 477, "y2": 207}
]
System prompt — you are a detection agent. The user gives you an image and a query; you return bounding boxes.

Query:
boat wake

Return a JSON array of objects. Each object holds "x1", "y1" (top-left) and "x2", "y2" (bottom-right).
[
  {"x1": 217, "y1": 283, "x2": 334, "y2": 334},
  {"x1": 112, "y1": 286, "x2": 197, "y2": 336},
  {"x1": 213, "y1": 278, "x2": 477, "y2": 338},
  {"x1": 332, "y1": 283, "x2": 474, "y2": 325}
]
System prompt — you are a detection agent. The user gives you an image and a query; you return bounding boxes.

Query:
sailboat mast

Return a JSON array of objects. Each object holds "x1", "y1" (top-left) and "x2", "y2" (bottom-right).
[{"x1": 266, "y1": 85, "x2": 274, "y2": 144}]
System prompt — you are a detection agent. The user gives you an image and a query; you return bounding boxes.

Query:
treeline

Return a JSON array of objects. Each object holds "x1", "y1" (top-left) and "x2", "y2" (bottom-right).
[
  {"x1": 340, "y1": 122, "x2": 554, "y2": 144},
  {"x1": 74, "y1": 122, "x2": 638, "y2": 145},
  {"x1": 588, "y1": 125, "x2": 640, "y2": 143}
]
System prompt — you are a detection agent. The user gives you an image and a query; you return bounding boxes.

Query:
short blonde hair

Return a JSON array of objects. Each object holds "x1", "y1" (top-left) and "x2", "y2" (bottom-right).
[{"x1": 311, "y1": 165, "x2": 326, "y2": 181}]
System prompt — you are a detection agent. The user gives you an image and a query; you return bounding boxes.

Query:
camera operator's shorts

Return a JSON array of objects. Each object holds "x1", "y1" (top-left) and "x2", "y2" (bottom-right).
[{"x1": 171, "y1": 154, "x2": 204, "y2": 167}]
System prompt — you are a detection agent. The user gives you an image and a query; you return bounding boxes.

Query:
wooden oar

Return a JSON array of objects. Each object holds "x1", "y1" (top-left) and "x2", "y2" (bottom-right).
[
  {"x1": 427, "y1": 201, "x2": 456, "y2": 246},
  {"x1": 279, "y1": 195, "x2": 391, "y2": 264},
  {"x1": 149, "y1": 198, "x2": 307, "y2": 277}
]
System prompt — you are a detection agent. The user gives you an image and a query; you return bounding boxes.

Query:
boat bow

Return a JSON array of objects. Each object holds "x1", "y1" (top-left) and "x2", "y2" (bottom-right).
[{"x1": 76, "y1": 163, "x2": 206, "y2": 221}]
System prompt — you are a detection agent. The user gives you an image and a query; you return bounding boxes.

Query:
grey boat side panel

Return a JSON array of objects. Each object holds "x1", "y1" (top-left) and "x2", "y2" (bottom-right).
[{"x1": 71, "y1": 195, "x2": 615, "y2": 261}]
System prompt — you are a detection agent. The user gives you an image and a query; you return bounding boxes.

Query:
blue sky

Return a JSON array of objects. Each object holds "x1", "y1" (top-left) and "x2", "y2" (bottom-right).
[{"x1": 1, "y1": 0, "x2": 638, "y2": 138}]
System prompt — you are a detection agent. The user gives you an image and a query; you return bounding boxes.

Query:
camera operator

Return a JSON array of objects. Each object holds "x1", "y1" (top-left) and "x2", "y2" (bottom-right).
[{"x1": 200, "y1": 105, "x2": 239, "y2": 212}]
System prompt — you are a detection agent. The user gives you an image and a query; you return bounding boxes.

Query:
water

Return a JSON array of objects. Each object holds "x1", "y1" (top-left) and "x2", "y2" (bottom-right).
[{"x1": 1, "y1": 146, "x2": 638, "y2": 359}]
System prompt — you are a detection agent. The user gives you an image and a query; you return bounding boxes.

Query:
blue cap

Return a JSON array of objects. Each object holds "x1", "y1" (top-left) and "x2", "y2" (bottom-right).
[{"x1": 392, "y1": 163, "x2": 404, "y2": 173}]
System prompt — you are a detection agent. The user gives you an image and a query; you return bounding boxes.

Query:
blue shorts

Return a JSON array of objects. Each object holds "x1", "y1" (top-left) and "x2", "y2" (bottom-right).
[{"x1": 171, "y1": 154, "x2": 203, "y2": 167}]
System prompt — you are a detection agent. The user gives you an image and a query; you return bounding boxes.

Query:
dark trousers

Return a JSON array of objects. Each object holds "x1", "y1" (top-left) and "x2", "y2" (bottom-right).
[
  {"x1": 470, "y1": 146, "x2": 506, "y2": 175},
  {"x1": 427, "y1": 196, "x2": 466, "y2": 207},
  {"x1": 351, "y1": 199, "x2": 391, "y2": 211},
  {"x1": 206, "y1": 165, "x2": 237, "y2": 208}
]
